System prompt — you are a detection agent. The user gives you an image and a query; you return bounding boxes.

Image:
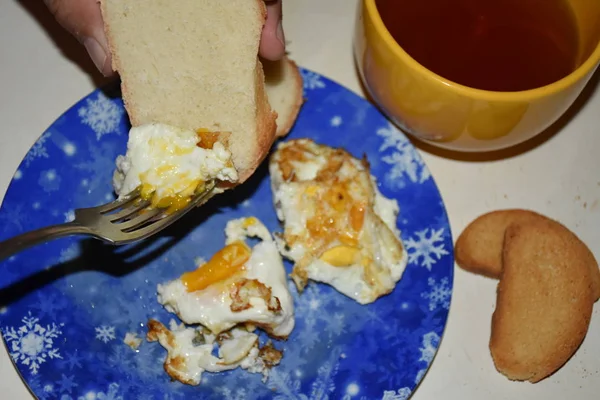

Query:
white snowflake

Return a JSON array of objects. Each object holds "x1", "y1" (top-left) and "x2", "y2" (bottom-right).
[
  {"x1": 95, "y1": 326, "x2": 116, "y2": 343},
  {"x1": 414, "y1": 368, "x2": 426, "y2": 385},
  {"x1": 330, "y1": 116, "x2": 342, "y2": 127},
  {"x1": 268, "y1": 369, "x2": 309, "y2": 400},
  {"x1": 216, "y1": 387, "x2": 247, "y2": 400},
  {"x1": 76, "y1": 383, "x2": 123, "y2": 400},
  {"x1": 422, "y1": 277, "x2": 451, "y2": 311},
  {"x1": 404, "y1": 228, "x2": 449, "y2": 271},
  {"x1": 14, "y1": 169, "x2": 23, "y2": 180},
  {"x1": 38, "y1": 169, "x2": 61, "y2": 193},
  {"x1": 301, "y1": 70, "x2": 326, "y2": 90},
  {"x1": 25, "y1": 131, "x2": 52, "y2": 166},
  {"x1": 376, "y1": 123, "x2": 430, "y2": 188},
  {"x1": 63, "y1": 142, "x2": 76, "y2": 156},
  {"x1": 345, "y1": 383, "x2": 360, "y2": 396},
  {"x1": 309, "y1": 347, "x2": 341, "y2": 399},
  {"x1": 418, "y1": 331, "x2": 440, "y2": 364},
  {"x1": 381, "y1": 388, "x2": 412, "y2": 400},
  {"x1": 2, "y1": 312, "x2": 64, "y2": 374},
  {"x1": 58, "y1": 374, "x2": 78, "y2": 394},
  {"x1": 64, "y1": 210, "x2": 75, "y2": 223},
  {"x1": 59, "y1": 243, "x2": 81, "y2": 264},
  {"x1": 78, "y1": 92, "x2": 123, "y2": 140}
]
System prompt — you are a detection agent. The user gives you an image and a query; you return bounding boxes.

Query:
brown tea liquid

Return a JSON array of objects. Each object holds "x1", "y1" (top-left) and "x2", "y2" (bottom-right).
[{"x1": 376, "y1": 0, "x2": 580, "y2": 92}]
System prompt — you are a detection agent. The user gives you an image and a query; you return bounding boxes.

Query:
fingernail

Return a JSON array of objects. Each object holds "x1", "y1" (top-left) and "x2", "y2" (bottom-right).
[
  {"x1": 84, "y1": 37, "x2": 108, "y2": 75},
  {"x1": 276, "y1": 20, "x2": 285, "y2": 46}
]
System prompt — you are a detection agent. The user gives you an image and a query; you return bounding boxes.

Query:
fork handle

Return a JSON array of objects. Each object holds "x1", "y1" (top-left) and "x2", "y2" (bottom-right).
[{"x1": 0, "y1": 222, "x2": 92, "y2": 262}]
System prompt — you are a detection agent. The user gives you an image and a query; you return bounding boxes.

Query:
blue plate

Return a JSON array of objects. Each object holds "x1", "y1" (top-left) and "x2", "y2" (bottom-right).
[{"x1": 0, "y1": 69, "x2": 453, "y2": 400}]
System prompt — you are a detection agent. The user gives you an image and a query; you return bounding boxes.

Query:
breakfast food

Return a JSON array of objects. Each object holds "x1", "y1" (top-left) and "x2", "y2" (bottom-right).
[
  {"x1": 156, "y1": 217, "x2": 295, "y2": 338},
  {"x1": 112, "y1": 123, "x2": 238, "y2": 210},
  {"x1": 455, "y1": 209, "x2": 544, "y2": 279},
  {"x1": 123, "y1": 332, "x2": 142, "y2": 351},
  {"x1": 490, "y1": 219, "x2": 597, "y2": 383},
  {"x1": 148, "y1": 320, "x2": 282, "y2": 385},
  {"x1": 456, "y1": 208, "x2": 599, "y2": 382},
  {"x1": 269, "y1": 139, "x2": 408, "y2": 304},
  {"x1": 263, "y1": 56, "x2": 305, "y2": 137},
  {"x1": 148, "y1": 217, "x2": 293, "y2": 385},
  {"x1": 101, "y1": 0, "x2": 290, "y2": 184},
  {"x1": 455, "y1": 209, "x2": 600, "y2": 300}
]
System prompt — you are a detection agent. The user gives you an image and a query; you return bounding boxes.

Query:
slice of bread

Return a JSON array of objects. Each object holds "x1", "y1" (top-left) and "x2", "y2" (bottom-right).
[
  {"x1": 100, "y1": 0, "x2": 277, "y2": 183},
  {"x1": 263, "y1": 56, "x2": 304, "y2": 137}
]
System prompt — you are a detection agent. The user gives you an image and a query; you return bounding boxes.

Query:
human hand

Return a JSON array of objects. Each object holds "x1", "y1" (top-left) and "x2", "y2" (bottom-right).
[{"x1": 44, "y1": 0, "x2": 286, "y2": 77}]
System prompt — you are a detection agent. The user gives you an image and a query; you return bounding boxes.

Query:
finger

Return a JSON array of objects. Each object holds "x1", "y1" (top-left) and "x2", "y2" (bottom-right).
[
  {"x1": 44, "y1": 0, "x2": 114, "y2": 76},
  {"x1": 259, "y1": 0, "x2": 286, "y2": 61}
]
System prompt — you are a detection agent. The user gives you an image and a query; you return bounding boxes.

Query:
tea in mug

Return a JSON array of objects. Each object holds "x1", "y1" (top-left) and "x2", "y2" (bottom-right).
[{"x1": 376, "y1": 0, "x2": 580, "y2": 92}]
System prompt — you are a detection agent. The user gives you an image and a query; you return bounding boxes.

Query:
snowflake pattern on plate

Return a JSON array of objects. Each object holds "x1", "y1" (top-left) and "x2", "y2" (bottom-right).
[
  {"x1": 404, "y1": 228, "x2": 450, "y2": 271},
  {"x1": 377, "y1": 123, "x2": 431, "y2": 189},
  {"x1": 2, "y1": 312, "x2": 64, "y2": 375},
  {"x1": 77, "y1": 91, "x2": 124, "y2": 140},
  {"x1": 0, "y1": 69, "x2": 454, "y2": 399}
]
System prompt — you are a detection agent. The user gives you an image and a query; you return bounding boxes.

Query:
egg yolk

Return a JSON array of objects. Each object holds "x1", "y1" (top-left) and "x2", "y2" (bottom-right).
[
  {"x1": 139, "y1": 174, "x2": 205, "y2": 214},
  {"x1": 243, "y1": 217, "x2": 258, "y2": 227},
  {"x1": 181, "y1": 241, "x2": 251, "y2": 292},
  {"x1": 319, "y1": 245, "x2": 360, "y2": 266},
  {"x1": 196, "y1": 128, "x2": 220, "y2": 149}
]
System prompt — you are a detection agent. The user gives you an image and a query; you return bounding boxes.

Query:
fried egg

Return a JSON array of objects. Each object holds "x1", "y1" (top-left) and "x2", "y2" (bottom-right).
[
  {"x1": 157, "y1": 217, "x2": 295, "y2": 338},
  {"x1": 112, "y1": 123, "x2": 238, "y2": 211},
  {"x1": 147, "y1": 319, "x2": 282, "y2": 385},
  {"x1": 269, "y1": 139, "x2": 408, "y2": 304}
]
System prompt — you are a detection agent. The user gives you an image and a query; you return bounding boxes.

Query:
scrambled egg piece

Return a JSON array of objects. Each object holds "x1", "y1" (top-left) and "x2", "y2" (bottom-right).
[
  {"x1": 269, "y1": 139, "x2": 408, "y2": 304},
  {"x1": 147, "y1": 319, "x2": 282, "y2": 386},
  {"x1": 112, "y1": 123, "x2": 238, "y2": 212}
]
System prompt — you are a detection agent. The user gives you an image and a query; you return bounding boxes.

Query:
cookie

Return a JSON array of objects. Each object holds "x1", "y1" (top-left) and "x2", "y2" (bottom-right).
[
  {"x1": 455, "y1": 209, "x2": 548, "y2": 279},
  {"x1": 455, "y1": 209, "x2": 600, "y2": 301},
  {"x1": 489, "y1": 220, "x2": 596, "y2": 383}
]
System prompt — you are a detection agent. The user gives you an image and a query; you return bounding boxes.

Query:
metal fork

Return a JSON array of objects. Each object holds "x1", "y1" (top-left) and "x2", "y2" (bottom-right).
[{"x1": 0, "y1": 182, "x2": 216, "y2": 261}]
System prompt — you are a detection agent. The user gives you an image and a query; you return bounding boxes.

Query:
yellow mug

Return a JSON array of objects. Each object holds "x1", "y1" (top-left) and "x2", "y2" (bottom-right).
[{"x1": 354, "y1": 0, "x2": 600, "y2": 152}]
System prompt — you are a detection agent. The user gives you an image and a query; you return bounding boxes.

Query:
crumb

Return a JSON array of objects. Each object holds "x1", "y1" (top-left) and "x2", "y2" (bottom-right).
[{"x1": 124, "y1": 332, "x2": 143, "y2": 351}]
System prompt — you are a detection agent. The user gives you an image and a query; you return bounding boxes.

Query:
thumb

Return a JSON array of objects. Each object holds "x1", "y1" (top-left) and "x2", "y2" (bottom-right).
[{"x1": 44, "y1": 0, "x2": 114, "y2": 76}]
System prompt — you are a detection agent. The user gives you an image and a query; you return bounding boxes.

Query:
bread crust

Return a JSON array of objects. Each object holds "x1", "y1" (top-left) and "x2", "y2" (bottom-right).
[
  {"x1": 241, "y1": 57, "x2": 277, "y2": 182},
  {"x1": 240, "y1": 1, "x2": 277, "y2": 182},
  {"x1": 276, "y1": 57, "x2": 304, "y2": 137},
  {"x1": 490, "y1": 219, "x2": 595, "y2": 383}
]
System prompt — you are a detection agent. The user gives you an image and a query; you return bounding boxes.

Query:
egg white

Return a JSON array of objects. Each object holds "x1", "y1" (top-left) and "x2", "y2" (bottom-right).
[
  {"x1": 147, "y1": 319, "x2": 273, "y2": 386},
  {"x1": 157, "y1": 217, "x2": 295, "y2": 338},
  {"x1": 112, "y1": 122, "x2": 238, "y2": 199},
  {"x1": 269, "y1": 139, "x2": 408, "y2": 304}
]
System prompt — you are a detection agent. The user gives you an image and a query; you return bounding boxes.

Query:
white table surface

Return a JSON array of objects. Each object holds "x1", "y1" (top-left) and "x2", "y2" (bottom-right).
[{"x1": 1, "y1": 1, "x2": 599, "y2": 399}]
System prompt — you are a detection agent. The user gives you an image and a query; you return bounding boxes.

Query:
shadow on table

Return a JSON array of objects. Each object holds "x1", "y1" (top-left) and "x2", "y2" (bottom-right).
[
  {"x1": 16, "y1": 0, "x2": 112, "y2": 88},
  {"x1": 0, "y1": 162, "x2": 268, "y2": 308},
  {"x1": 353, "y1": 57, "x2": 600, "y2": 162}
]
